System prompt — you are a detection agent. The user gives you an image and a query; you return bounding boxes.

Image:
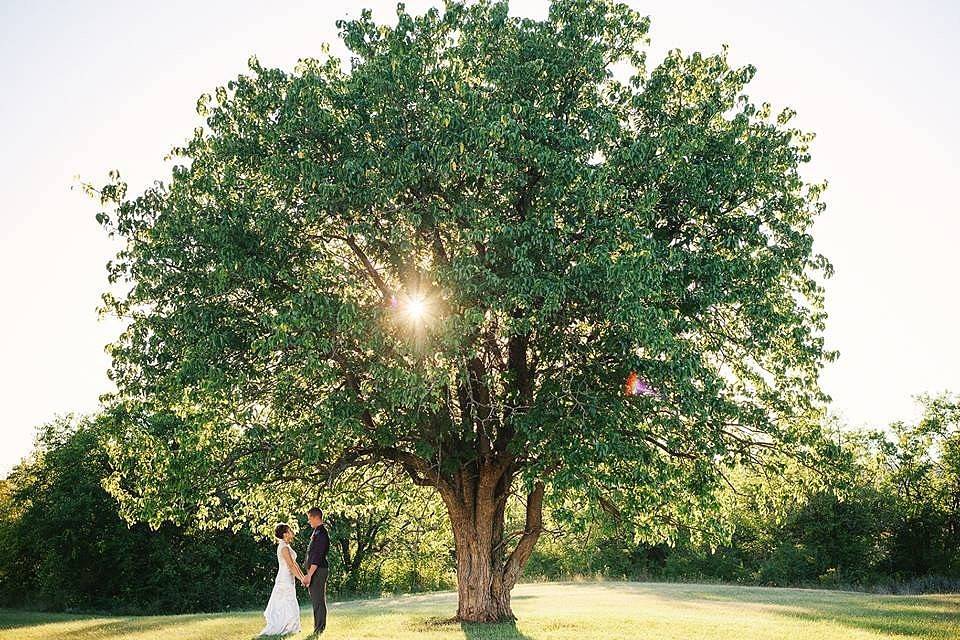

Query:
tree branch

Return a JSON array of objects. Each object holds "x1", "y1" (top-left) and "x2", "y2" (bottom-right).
[
  {"x1": 342, "y1": 235, "x2": 391, "y2": 299},
  {"x1": 499, "y1": 481, "x2": 545, "y2": 590}
]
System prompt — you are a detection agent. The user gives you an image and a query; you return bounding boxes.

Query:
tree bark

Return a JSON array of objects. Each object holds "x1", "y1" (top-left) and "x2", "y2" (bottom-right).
[{"x1": 438, "y1": 460, "x2": 545, "y2": 622}]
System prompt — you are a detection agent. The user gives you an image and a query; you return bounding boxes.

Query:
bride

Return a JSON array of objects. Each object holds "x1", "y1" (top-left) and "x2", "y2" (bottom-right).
[{"x1": 259, "y1": 523, "x2": 307, "y2": 637}]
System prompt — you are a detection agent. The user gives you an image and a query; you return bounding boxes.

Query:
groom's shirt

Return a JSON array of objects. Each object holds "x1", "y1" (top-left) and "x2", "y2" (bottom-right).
[{"x1": 307, "y1": 524, "x2": 330, "y2": 569}]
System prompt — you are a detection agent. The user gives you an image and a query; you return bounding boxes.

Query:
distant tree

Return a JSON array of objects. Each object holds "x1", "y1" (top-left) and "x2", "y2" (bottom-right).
[
  {"x1": 0, "y1": 478, "x2": 22, "y2": 604},
  {"x1": 874, "y1": 393, "x2": 960, "y2": 578},
  {"x1": 0, "y1": 416, "x2": 273, "y2": 613},
  {"x1": 93, "y1": 0, "x2": 834, "y2": 621},
  {"x1": 926, "y1": 394, "x2": 960, "y2": 547},
  {"x1": 321, "y1": 467, "x2": 451, "y2": 593}
]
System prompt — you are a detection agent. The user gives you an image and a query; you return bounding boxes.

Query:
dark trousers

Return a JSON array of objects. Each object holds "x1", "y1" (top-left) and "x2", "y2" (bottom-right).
[{"x1": 308, "y1": 567, "x2": 328, "y2": 634}]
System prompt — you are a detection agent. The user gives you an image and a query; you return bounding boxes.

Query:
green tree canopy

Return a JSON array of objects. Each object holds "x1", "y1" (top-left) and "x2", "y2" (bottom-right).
[{"x1": 94, "y1": 0, "x2": 834, "y2": 621}]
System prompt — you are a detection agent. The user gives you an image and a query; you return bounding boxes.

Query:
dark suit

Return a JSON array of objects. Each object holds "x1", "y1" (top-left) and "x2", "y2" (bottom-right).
[{"x1": 303, "y1": 524, "x2": 330, "y2": 634}]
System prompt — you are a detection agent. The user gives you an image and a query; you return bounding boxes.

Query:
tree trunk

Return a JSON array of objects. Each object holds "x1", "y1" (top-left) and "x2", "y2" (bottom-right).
[{"x1": 439, "y1": 461, "x2": 545, "y2": 622}]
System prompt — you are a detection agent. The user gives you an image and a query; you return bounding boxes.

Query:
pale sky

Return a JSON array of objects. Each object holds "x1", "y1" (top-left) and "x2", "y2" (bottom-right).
[{"x1": 1, "y1": 0, "x2": 958, "y2": 474}]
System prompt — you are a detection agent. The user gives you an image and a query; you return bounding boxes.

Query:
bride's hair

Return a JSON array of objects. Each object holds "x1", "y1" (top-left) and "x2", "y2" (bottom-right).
[{"x1": 274, "y1": 523, "x2": 291, "y2": 540}]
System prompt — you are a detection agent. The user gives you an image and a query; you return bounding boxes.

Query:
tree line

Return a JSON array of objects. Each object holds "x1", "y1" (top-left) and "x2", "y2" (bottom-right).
[
  {"x1": 2, "y1": 392, "x2": 956, "y2": 614},
  {"x1": 531, "y1": 392, "x2": 960, "y2": 593}
]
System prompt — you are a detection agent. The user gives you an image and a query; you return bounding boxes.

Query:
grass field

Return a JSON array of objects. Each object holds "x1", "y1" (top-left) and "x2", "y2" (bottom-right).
[{"x1": 1, "y1": 581, "x2": 958, "y2": 640}]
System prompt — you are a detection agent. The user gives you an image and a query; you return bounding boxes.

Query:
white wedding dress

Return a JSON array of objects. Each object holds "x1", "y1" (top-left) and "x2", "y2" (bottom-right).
[{"x1": 259, "y1": 541, "x2": 301, "y2": 636}]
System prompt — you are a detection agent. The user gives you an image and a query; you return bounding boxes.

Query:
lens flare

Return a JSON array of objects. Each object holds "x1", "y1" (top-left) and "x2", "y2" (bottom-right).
[{"x1": 625, "y1": 371, "x2": 656, "y2": 397}]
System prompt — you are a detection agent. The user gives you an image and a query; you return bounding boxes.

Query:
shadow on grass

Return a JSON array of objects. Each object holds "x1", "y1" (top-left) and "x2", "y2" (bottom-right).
[
  {"x1": 592, "y1": 581, "x2": 960, "y2": 639},
  {"x1": 0, "y1": 609, "x2": 82, "y2": 630},
  {"x1": 0, "y1": 610, "x2": 252, "y2": 638},
  {"x1": 460, "y1": 620, "x2": 535, "y2": 640},
  {"x1": 406, "y1": 615, "x2": 535, "y2": 640},
  {"x1": 760, "y1": 594, "x2": 958, "y2": 639},
  {"x1": 0, "y1": 617, "x2": 190, "y2": 637},
  {"x1": 55, "y1": 618, "x2": 198, "y2": 639}
]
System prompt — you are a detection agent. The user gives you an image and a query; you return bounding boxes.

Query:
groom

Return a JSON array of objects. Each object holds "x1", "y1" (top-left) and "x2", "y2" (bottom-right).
[{"x1": 301, "y1": 506, "x2": 330, "y2": 636}]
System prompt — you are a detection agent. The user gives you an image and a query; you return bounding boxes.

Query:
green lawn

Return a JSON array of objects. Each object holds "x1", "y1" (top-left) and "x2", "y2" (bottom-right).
[{"x1": 1, "y1": 581, "x2": 958, "y2": 640}]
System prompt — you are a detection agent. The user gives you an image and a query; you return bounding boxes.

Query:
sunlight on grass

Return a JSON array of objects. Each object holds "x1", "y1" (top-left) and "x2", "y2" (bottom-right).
[{"x1": 1, "y1": 582, "x2": 958, "y2": 640}]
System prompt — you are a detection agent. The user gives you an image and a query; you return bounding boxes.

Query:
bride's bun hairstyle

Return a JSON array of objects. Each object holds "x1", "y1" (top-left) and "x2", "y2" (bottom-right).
[{"x1": 274, "y1": 523, "x2": 291, "y2": 539}]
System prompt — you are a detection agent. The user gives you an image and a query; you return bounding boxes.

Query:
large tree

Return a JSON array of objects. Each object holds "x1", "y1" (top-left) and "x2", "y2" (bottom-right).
[{"x1": 94, "y1": 0, "x2": 834, "y2": 621}]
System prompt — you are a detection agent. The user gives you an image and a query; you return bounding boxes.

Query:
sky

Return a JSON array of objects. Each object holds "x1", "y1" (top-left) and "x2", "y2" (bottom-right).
[{"x1": 1, "y1": 0, "x2": 958, "y2": 474}]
